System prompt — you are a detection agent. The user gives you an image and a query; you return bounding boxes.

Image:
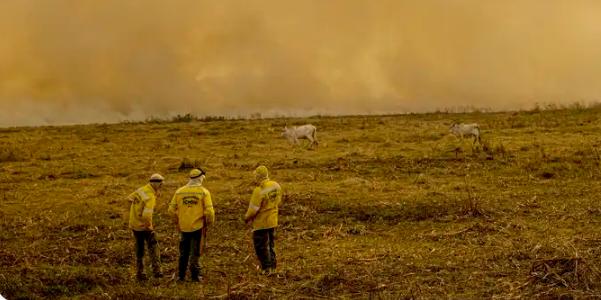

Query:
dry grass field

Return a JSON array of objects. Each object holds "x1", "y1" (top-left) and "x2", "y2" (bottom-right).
[{"x1": 1, "y1": 107, "x2": 601, "y2": 299}]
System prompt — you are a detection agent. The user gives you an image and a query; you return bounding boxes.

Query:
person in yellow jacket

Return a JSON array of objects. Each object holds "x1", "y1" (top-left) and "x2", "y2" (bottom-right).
[
  {"x1": 128, "y1": 173, "x2": 164, "y2": 281},
  {"x1": 169, "y1": 168, "x2": 215, "y2": 282},
  {"x1": 244, "y1": 165, "x2": 282, "y2": 273}
]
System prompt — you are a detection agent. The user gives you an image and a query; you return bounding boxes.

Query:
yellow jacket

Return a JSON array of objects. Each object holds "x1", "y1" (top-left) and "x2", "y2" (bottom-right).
[
  {"x1": 128, "y1": 184, "x2": 158, "y2": 231},
  {"x1": 245, "y1": 179, "x2": 282, "y2": 231},
  {"x1": 168, "y1": 182, "x2": 215, "y2": 232}
]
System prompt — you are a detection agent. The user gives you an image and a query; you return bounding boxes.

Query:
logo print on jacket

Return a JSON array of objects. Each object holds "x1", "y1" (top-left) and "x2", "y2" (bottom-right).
[
  {"x1": 266, "y1": 191, "x2": 278, "y2": 202},
  {"x1": 183, "y1": 196, "x2": 200, "y2": 207}
]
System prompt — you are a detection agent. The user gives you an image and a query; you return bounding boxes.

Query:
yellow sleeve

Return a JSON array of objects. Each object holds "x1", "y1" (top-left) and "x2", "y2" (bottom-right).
[
  {"x1": 128, "y1": 191, "x2": 137, "y2": 202},
  {"x1": 203, "y1": 191, "x2": 215, "y2": 225},
  {"x1": 275, "y1": 188, "x2": 283, "y2": 207},
  {"x1": 244, "y1": 187, "x2": 262, "y2": 221},
  {"x1": 168, "y1": 194, "x2": 178, "y2": 215},
  {"x1": 140, "y1": 195, "x2": 153, "y2": 222}
]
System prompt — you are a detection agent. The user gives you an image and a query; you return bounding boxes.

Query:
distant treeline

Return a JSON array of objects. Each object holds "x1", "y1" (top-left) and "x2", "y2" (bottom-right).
[{"x1": 130, "y1": 101, "x2": 601, "y2": 124}]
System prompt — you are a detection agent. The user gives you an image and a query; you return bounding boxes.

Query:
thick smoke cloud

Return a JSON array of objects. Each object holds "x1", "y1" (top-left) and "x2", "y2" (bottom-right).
[{"x1": 1, "y1": 0, "x2": 601, "y2": 126}]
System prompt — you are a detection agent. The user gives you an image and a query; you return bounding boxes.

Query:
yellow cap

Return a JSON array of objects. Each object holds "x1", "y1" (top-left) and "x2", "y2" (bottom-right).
[
  {"x1": 254, "y1": 165, "x2": 269, "y2": 178},
  {"x1": 189, "y1": 168, "x2": 205, "y2": 179},
  {"x1": 149, "y1": 173, "x2": 164, "y2": 182}
]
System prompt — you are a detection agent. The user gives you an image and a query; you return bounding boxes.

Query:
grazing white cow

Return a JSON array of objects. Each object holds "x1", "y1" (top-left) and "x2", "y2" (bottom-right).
[
  {"x1": 281, "y1": 124, "x2": 318, "y2": 148},
  {"x1": 449, "y1": 123, "x2": 481, "y2": 145}
]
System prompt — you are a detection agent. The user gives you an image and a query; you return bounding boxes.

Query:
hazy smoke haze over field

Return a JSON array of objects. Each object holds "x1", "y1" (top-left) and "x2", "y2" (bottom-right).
[{"x1": 1, "y1": 0, "x2": 601, "y2": 126}]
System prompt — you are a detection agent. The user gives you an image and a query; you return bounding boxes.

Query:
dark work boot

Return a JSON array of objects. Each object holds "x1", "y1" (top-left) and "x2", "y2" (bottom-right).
[
  {"x1": 136, "y1": 272, "x2": 148, "y2": 281},
  {"x1": 190, "y1": 266, "x2": 201, "y2": 282},
  {"x1": 136, "y1": 259, "x2": 147, "y2": 281},
  {"x1": 178, "y1": 266, "x2": 186, "y2": 282}
]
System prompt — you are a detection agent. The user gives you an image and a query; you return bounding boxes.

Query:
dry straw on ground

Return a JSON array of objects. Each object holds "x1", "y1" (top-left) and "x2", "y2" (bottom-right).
[{"x1": 1, "y1": 107, "x2": 601, "y2": 298}]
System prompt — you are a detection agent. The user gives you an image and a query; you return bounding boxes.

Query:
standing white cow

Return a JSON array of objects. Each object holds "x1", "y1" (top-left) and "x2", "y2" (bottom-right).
[
  {"x1": 449, "y1": 123, "x2": 481, "y2": 145},
  {"x1": 281, "y1": 124, "x2": 319, "y2": 148}
]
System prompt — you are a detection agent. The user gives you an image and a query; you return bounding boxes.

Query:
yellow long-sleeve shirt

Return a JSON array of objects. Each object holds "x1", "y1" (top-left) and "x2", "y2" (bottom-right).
[
  {"x1": 128, "y1": 184, "x2": 158, "y2": 231},
  {"x1": 168, "y1": 182, "x2": 214, "y2": 232},
  {"x1": 245, "y1": 179, "x2": 282, "y2": 231}
]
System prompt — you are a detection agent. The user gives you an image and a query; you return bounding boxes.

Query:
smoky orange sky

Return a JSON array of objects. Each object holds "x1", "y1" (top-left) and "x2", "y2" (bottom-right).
[{"x1": 1, "y1": 0, "x2": 601, "y2": 126}]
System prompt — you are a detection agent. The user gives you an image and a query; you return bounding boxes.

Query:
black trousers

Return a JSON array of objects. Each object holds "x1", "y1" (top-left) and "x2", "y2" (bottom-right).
[
  {"x1": 179, "y1": 229, "x2": 202, "y2": 280},
  {"x1": 253, "y1": 228, "x2": 276, "y2": 270},
  {"x1": 132, "y1": 230, "x2": 161, "y2": 275}
]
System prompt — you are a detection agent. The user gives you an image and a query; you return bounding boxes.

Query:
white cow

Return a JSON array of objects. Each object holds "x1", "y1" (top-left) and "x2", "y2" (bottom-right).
[
  {"x1": 282, "y1": 124, "x2": 318, "y2": 148},
  {"x1": 449, "y1": 123, "x2": 481, "y2": 145}
]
